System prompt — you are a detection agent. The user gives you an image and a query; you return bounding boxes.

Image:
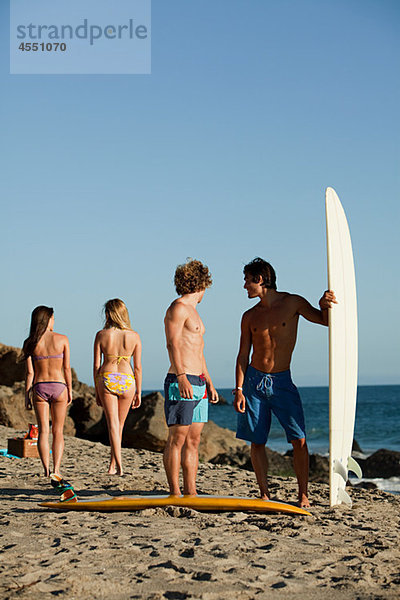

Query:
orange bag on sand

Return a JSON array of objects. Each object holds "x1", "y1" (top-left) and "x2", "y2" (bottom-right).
[{"x1": 23, "y1": 424, "x2": 39, "y2": 440}]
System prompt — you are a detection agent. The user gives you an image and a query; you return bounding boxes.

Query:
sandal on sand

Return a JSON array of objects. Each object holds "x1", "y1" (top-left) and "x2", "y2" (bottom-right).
[
  {"x1": 50, "y1": 474, "x2": 78, "y2": 503},
  {"x1": 50, "y1": 474, "x2": 73, "y2": 493},
  {"x1": 60, "y1": 488, "x2": 78, "y2": 503}
]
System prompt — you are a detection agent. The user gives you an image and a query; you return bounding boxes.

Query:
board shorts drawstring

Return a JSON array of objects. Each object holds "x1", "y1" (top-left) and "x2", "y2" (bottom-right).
[{"x1": 256, "y1": 374, "x2": 273, "y2": 396}]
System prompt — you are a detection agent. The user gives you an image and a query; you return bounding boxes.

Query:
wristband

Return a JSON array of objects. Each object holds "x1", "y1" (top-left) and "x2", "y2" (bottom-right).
[{"x1": 176, "y1": 373, "x2": 186, "y2": 377}]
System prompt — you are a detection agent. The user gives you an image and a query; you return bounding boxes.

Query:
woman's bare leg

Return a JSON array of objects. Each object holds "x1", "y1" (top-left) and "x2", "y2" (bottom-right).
[
  {"x1": 33, "y1": 397, "x2": 50, "y2": 477},
  {"x1": 117, "y1": 388, "x2": 134, "y2": 447},
  {"x1": 50, "y1": 388, "x2": 68, "y2": 476},
  {"x1": 99, "y1": 386, "x2": 134, "y2": 476},
  {"x1": 107, "y1": 392, "x2": 133, "y2": 474}
]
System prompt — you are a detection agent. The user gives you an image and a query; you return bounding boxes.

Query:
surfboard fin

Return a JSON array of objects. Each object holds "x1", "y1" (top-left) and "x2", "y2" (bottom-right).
[
  {"x1": 337, "y1": 487, "x2": 352, "y2": 507},
  {"x1": 333, "y1": 459, "x2": 348, "y2": 482},
  {"x1": 347, "y1": 456, "x2": 362, "y2": 478}
]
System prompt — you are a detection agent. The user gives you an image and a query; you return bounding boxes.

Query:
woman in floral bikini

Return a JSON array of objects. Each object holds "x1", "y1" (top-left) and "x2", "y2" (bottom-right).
[{"x1": 93, "y1": 299, "x2": 142, "y2": 475}]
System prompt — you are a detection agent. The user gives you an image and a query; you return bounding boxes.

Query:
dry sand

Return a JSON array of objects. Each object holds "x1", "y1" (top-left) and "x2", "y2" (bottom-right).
[{"x1": 0, "y1": 425, "x2": 399, "y2": 600}]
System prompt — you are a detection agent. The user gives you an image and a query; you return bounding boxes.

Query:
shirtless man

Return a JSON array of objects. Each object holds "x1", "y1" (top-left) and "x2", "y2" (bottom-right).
[
  {"x1": 163, "y1": 259, "x2": 219, "y2": 496},
  {"x1": 234, "y1": 258, "x2": 336, "y2": 508}
]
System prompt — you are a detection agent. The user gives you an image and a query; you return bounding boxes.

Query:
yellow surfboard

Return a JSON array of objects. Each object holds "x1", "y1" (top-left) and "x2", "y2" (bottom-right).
[{"x1": 40, "y1": 494, "x2": 311, "y2": 516}]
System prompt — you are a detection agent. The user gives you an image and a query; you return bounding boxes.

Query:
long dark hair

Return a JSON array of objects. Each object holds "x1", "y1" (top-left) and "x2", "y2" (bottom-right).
[{"x1": 22, "y1": 306, "x2": 54, "y2": 359}]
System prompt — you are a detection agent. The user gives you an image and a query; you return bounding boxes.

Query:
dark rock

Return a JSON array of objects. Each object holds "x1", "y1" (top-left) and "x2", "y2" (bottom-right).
[
  {"x1": 285, "y1": 449, "x2": 329, "y2": 482},
  {"x1": 68, "y1": 390, "x2": 103, "y2": 439},
  {"x1": 358, "y1": 449, "x2": 400, "y2": 478},
  {"x1": 0, "y1": 382, "x2": 31, "y2": 429},
  {"x1": 0, "y1": 343, "x2": 25, "y2": 386},
  {"x1": 308, "y1": 454, "x2": 329, "y2": 483},
  {"x1": 122, "y1": 392, "x2": 168, "y2": 452},
  {"x1": 212, "y1": 444, "x2": 294, "y2": 477},
  {"x1": 199, "y1": 420, "x2": 248, "y2": 462},
  {"x1": 352, "y1": 439, "x2": 362, "y2": 453},
  {"x1": 352, "y1": 481, "x2": 378, "y2": 491},
  {"x1": 210, "y1": 447, "x2": 250, "y2": 468},
  {"x1": 266, "y1": 447, "x2": 294, "y2": 476}
]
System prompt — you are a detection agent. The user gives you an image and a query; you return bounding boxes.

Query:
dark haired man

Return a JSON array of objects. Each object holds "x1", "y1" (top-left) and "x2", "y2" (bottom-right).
[
  {"x1": 163, "y1": 260, "x2": 218, "y2": 496},
  {"x1": 234, "y1": 257, "x2": 336, "y2": 507}
]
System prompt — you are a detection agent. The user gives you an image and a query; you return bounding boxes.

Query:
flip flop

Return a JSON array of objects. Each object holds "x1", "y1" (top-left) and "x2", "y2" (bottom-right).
[
  {"x1": 60, "y1": 488, "x2": 78, "y2": 503},
  {"x1": 50, "y1": 473, "x2": 74, "y2": 493}
]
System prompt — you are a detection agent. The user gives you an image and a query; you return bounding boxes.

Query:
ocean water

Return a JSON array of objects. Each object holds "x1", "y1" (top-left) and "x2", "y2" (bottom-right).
[
  {"x1": 209, "y1": 384, "x2": 400, "y2": 494},
  {"x1": 210, "y1": 385, "x2": 400, "y2": 456}
]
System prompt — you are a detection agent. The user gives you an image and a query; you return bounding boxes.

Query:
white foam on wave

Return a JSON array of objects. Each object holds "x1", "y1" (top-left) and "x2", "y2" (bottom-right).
[{"x1": 352, "y1": 477, "x2": 400, "y2": 494}]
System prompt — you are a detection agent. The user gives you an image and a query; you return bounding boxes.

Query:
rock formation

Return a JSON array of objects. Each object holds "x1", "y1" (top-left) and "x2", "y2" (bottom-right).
[{"x1": 358, "y1": 448, "x2": 400, "y2": 478}]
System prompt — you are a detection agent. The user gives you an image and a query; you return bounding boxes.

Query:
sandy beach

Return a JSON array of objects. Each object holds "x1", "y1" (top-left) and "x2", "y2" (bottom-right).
[{"x1": 0, "y1": 424, "x2": 399, "y2": 600}]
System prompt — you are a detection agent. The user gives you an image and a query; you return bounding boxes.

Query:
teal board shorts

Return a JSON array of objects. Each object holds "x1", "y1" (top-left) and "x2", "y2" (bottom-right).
[
  {"x1": 164, "y1": 373, "x2": 208, "y2": 426},
  {"x1": 236, "y1": 365, "x2": 306, "y2": 445}
]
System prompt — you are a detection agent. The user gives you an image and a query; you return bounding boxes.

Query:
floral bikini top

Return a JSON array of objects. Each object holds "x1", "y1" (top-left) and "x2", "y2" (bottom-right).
[{"x1": 106, "y1": 354, "x2": 131, "y2": 365}]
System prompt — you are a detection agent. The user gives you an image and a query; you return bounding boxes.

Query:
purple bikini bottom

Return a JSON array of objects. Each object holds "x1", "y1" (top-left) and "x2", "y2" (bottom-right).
[{"x1": 33, "y1": 382, "x2": 67, "y2": 402}]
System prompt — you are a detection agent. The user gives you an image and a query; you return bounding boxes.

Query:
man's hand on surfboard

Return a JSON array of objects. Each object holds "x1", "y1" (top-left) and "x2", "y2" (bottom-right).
[{"x1": 319, "y1": 290, "x2": 337, "y2": 310}]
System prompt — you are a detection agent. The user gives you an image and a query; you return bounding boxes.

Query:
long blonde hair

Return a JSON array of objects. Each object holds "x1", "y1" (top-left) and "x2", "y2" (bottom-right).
[{"x1": 104, "y1": 299, "x2": 131, "y2": 330}]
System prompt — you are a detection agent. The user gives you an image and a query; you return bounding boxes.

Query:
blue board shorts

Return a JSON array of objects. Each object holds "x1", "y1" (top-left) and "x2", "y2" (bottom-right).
[
  {"x1": 164, "y1": 373, "x2": 208, "y2": 426},
  {"x1": 236, "y1": 365, "x2": 306, "y2": 445}
]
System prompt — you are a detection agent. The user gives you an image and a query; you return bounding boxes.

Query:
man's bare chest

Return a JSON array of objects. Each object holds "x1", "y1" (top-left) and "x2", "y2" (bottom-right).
[
  {"x1": 249, "y1": 307, "x2": 296, "y2": 336},
  {"x1": 184, "y1": 313, "x2": 205, "y2": 336}
]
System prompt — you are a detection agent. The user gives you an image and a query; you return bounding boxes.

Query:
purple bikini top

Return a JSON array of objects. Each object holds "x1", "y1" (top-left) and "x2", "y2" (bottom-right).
[{"x1": 32, "y1": 353, "x2": 64, "y2": 360}]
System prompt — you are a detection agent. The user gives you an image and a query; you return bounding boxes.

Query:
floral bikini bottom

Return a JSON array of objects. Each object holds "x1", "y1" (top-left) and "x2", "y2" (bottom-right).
[{"x1": 99, "y1": 372, "x2": 135, "y2": 396}]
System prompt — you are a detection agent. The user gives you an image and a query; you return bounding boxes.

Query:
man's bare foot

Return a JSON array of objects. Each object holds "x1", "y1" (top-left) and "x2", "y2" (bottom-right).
[
  {"x1": 298, "y1": 494, "x2": 310, "y2": 508},
  {"x1": 259, "y1": 487, "x2": 270, "y2": 500}
]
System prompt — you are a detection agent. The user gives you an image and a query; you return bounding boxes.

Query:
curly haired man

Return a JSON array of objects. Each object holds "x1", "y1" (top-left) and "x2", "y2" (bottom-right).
[{"x1": 163, "y1": 259, "x2": 219, "y2": 496}]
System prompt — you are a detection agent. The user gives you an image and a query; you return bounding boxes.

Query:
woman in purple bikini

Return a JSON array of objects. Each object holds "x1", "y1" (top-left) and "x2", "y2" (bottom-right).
[
  {"x1": 93, "y1": 299, "x2": 142, "y2": 476},
  {"x1": 23, "y1": 306, "x2": 72, "y2": 477}
]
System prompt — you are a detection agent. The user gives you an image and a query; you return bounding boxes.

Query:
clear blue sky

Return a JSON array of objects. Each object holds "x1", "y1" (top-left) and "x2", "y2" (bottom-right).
[{"x1": 1, "y1": 0, "x2": 399, "y2": 387}]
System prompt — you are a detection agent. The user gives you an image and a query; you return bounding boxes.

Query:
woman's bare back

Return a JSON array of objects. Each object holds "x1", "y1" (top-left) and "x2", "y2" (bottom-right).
[
  {"x1": 32, "y1": 331, "x2": 68, "y2": 383},
  {"x1": 97, "y1": 328, "x2": 139, "y2": 374}
]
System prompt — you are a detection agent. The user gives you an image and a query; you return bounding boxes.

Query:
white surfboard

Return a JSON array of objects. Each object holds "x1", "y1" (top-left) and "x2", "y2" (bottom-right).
[{"x1": 326, "y1": 187, "x2": 361, "y2": 507}]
